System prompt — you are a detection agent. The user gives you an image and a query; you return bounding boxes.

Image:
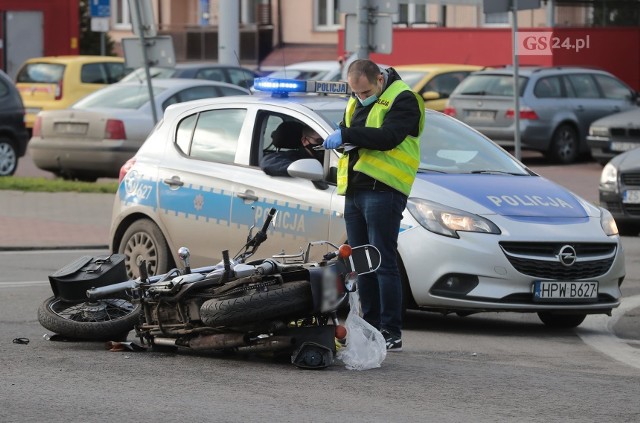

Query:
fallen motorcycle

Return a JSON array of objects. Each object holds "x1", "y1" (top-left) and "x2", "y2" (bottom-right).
[{"x1": 37, "y1": 208, "x2": 381, "y2": 369}]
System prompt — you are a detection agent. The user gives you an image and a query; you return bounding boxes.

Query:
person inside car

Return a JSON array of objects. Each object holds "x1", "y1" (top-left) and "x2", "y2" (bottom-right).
[{"x1": 260, "y1": 121, "x2": 324, "y2": 176}]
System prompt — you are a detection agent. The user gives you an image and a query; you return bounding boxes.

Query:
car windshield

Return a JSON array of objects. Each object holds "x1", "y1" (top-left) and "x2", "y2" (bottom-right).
[
  {"x1": 419, "y1": 112, "x2": 529, "y2": 175},
  {"x1": 454, "y1": 74, "x2": 528, "y2": 97},
  {"x1": 266, "y1": 69, "x2": 330, "y2": 80},
  {"x1": 395, "y1": 70, "x2": 429, "y2": 87},
  {"x1": 120, "y1": 67, "x2": 178, "y2": 82},
  {"x1": 16, "y1": 63, "x2": 65, "y2": 83},
  {"x1": 72, "y1": 84, "x2": 167, "y2": 109}
]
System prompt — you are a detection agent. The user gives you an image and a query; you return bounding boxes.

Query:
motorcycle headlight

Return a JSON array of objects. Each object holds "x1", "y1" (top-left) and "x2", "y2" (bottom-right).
[
  {"x1": 600, "y1": 207, "x2": 619, "y2": 236},
  {"x1": 407, "y1": 198, "x2": 501, "y2": 238},
  {"x1": 599, "y1": 163, "x2": 618, "y2": 193}
]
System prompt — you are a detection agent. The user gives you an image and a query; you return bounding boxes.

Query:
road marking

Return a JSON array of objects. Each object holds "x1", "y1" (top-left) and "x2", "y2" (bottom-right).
[
  {"x1": 0, "y1": 280, "x2": 49, "y2": 288},
  {"x1": 577, "y1": 294, "x2": 640, "y2": 370}
]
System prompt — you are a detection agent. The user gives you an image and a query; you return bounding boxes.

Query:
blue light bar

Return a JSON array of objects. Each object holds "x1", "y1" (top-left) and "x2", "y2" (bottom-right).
[
  {"x1": 253, "y1": 77, "x2": 350, "y2": 98},
  {"x1": 253, "y1": 78, "x2": 307, "y2": 97}
]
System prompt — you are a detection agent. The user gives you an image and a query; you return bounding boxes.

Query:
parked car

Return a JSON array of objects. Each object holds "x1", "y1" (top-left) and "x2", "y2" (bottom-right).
[
  {"x1": 0, "y1": 70, "x2": 30, "y2": 176},
  {"x1": 587, "y1": 107, "x2": 640, "y2": 165},
  {"x1": 120, "y1": 62, "x2": 259, "y2": 89},
  {"x1": 261, "y1": 60, "x2": 345, "y2": 82},
  {"x1": 600, "y1": 148, "x2": 640, "y2": 235},
  {"x1": 394, "y1": 64, "x2": 485, "y2": 112},
  {"x1": 15, "y1": 55, "x2": 127, "y2": 131},
  {"x1": 444, "y1": 66, "x2": 638, "y2": 164},
  {"x1": 28, "y1": 79, "x2": 250, "y2": 181},
  {"x1": 109, "y1": 77, "x2": 624, "y2": 328}
]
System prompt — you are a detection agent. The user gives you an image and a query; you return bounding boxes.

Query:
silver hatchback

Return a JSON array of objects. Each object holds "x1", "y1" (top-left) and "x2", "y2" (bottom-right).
[{"x1": 445, "y1": 67, "x2": 638, "y2": 164}]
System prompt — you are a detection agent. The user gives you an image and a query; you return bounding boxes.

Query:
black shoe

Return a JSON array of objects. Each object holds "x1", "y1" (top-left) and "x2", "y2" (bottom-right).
[{"x1": 381, "y1": 329, "x2": 402, "y2": 352}]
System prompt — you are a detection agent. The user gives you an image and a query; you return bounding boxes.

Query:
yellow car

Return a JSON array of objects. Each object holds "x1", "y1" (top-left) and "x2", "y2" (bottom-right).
[
  {"x1": 394, "y1": 64, "x2": 486, "y2": 112},
  {"x1": 15, "y1": 55, "x2": 127, "y2": 129}
]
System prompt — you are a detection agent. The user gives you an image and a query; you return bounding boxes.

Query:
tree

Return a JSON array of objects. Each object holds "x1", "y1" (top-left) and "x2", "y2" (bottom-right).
[{"x1": 79, "y1": 0, "x2": 116, "y2": 55}]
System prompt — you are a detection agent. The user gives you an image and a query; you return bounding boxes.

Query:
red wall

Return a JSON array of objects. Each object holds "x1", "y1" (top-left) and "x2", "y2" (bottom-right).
[
  {"x1": 338, "y1": 27, "x2": 640, "y2": 91},
  {"x1": 0, "y1": 0, "x2": 79, "y2": 69}
]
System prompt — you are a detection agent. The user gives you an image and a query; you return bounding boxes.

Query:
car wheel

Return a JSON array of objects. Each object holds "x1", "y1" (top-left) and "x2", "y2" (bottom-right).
[
  {"x1": 547, "y1": 124, "x2": 579, "y2": 164},
  {"x1": 537, "y1": 312, "x2": 586, "y2": 328},
  {"x1": 0, "y1": 137, "x2": 18, "y2": 176},
  {"x1": 118, "y1": 219, "x2": 172, "y2": 279}
]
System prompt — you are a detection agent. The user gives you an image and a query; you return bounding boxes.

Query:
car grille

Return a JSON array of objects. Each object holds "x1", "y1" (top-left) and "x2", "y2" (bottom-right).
[
  {"x1": 499, "y1": 242, "x2": 617, "y2": 279},
  {"x1": 622, "y1": 172, "x2": 640, "y2": 186},
  {"x1": 603, "y1": 201, "x2": 640, "y2": 217},
  {"x1": 610, "y1": 127, "x2": 640, "y2": 138}
]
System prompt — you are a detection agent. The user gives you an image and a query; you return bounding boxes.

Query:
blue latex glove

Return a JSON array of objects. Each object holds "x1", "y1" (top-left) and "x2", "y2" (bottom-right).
[{"x1": 323, "y1": 129, "x2": 342, "y2": 149}]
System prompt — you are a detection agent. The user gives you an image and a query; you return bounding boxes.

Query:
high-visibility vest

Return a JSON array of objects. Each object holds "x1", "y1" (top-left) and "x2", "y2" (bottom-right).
[{"x1": 337, "y1": 80, "x2": 425, "y2": 196}]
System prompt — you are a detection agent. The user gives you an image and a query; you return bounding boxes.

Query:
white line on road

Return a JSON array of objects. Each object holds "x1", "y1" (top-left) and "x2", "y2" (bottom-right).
[
  {"x1": 577, "y1": 294, "x2": 640, "y2": 370},
  {"x1": 0, "y1": 280, "x2": 49, "y2": 288}
]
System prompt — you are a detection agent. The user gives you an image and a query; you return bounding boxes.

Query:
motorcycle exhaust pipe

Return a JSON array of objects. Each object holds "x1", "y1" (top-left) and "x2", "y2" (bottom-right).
[
  {"x1": 188, "y1": 333, "x2": 249, "y2": 350},
  {"x1": 236, "y1": 336, "x2": 295, "y2": 354}
]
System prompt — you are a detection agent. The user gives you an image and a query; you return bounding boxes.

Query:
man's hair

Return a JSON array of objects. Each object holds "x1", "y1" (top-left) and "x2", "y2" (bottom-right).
[{"x1": 347, "y1": 59, "x2": 381, "y2": 84}]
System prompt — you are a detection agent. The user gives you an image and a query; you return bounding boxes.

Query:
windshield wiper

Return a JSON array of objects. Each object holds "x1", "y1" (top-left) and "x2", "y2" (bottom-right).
[
  {"x1": 460, "y1": 91, "x2": 487, "y2": 95},
  {"x1": 469, "y1": 170, "x2": 526, "y2": 176},
  {"x1": 417, "y1": 168, "x2": 447, "y2": 174}
]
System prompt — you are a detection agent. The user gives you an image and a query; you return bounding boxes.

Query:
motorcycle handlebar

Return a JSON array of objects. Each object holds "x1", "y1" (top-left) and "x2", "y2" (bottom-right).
[
  {"x1": 86, "y1": 280, "x2": 137, "y2": 300},
  {"x1": 261, "y1": 207, "x2": 276, "y2": 234}
]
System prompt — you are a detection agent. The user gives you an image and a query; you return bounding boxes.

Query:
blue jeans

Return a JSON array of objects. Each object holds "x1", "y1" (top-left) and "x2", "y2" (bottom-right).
[{"x1": 344, "y1": 189, "x2": 407, "y2": 338}]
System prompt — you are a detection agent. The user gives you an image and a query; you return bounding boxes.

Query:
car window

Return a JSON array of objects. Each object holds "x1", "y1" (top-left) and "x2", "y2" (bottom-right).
[
  {"x1": 533, "y1": 76, "x2": 563, "y2": 98},
  {"x1": 181, "y1": 109, "x2": 247, "y2": 163},
  {"x1": 228, "y1": 68, "x2": 254, "y2": 87},
  {"x1": 0, "y1": 79, "x2": 8, "y2": 97},
  {"x1": 424, "y1": 72, "x2": 469, "y2": 97},
  {"x1": 105, "y1": 63, "x2": 126, "y2": 83},
  {"x1": 81, "y1": 63, "x2": 108, "y2": 84},
  {"x1": 196, "y1": 68, "x2": 226, "y2": 82},
  {"x1": 565, "y1": 74, "x2": 599, "y2": 98},
  {"x1": 161, "y1": 86, "x2": 219, "y2": 111},
  {"x1": 419, "y1": 113, "x2": 528, "y2": 175},
  {"x1": 218, "y1": 86, "x2": 248, "y2": 96},
  {"x1": 16, "y1": 63, "x2": 65, "y2": 83},
  {"x1": 73, "y1": 84, "x2": 166, "y2": 109},
  {"x1": 175, "y1": 114, "x2": 198, "y2": 154},
  {"x1": 453, "y1": 74, "x2": 527, "y2": 97},
  {"x1": 593, "y1": 74, "x2": 632, "y2": 100}
]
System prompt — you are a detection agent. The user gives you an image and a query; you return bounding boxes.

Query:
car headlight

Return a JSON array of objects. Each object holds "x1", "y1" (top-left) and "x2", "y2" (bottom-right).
[
  {"x1": 407, "y1": 198, "x2": 501, "y2": 238},
  {"x1": 600, "y1": 207, "x2": 619, "y2": 236},
  {"x1": 589, "y1": 126, "x2": 609, "y2": 137},
  {"x1": 599, "y1": 163, "x2": 618, "y2": 193}
]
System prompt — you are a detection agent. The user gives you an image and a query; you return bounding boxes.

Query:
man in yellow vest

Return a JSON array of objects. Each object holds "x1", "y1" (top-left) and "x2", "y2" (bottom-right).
[{"x1": 323, "y1": 59, "x2": 425, "y2": 351}]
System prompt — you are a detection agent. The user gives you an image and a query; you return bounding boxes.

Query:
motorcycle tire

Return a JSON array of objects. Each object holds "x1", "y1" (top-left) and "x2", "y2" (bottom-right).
[
  {"x1": 38, "y1": 296, "x2": 140, "y2": 341},
  {"x1": 200, "y1": 281, "x2": 313, "y2": 327}
]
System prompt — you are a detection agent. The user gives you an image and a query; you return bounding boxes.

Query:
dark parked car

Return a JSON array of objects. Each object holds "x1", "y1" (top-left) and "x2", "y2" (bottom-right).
[
  {"x1": 0, "y1": 70, "x2": 29, "y2": 176},
  {"x1": 600, "y1": 148, "x2": 640, "y2": 235},
  {"x1": 445, "y1": 66, "x2": 638, "y2": 164},
  {"x1": 587, "y1": 108, "x2": 640, "y2": 165},
  {"x1": 120, "y1": 63, "x2": 259, "y2": 89}
]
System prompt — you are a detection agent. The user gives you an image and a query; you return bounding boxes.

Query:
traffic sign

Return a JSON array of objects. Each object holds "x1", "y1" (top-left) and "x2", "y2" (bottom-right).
[{"x1": 90, "y1": 0, "x2": 111, "y2": 18}]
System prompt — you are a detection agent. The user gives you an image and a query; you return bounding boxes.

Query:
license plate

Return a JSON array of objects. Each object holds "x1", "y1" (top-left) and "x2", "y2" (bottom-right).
[
  {"x1": 466, "y1": 110, "x2": 495, "y2": 121},
  {"x1": 54, "y1": 122, "x2": 88, "y2": 135},
  {"x1": 533, "y1": 281, "x2": 598, "y2": 302},
  {"x1": 623, "y1": 190, "x2": 640, "y2": 204},
  {"x1": 611, "y1": 141, "x2": 639, "y2": 152}
]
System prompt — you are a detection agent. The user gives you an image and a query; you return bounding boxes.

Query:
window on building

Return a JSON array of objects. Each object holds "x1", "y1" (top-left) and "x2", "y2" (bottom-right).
[
  {"x1": 397, "y1": 2, "x2": 429, "y2": 25},
  {"x1": 484, "y1": 12, "x2": 509, "y2": 26},
  {"x1": 315, "y1": 0, "x2": 340, "y2": 30},
  {"x1": 113, "y1": 0, "x2": 132, "y2": 30}
]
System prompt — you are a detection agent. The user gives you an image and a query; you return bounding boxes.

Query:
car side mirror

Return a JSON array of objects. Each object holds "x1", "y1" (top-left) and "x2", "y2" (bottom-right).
[
  {"x1": 287, "y1": 158, "x2": 324, "y2": 181},
  {"x1": 422, "y1": 91, "x2": 441, "y2": 101}
]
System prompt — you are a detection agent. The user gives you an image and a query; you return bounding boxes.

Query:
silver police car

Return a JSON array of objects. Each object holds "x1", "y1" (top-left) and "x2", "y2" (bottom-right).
[{"x1": 111, "y1": 77, "x2": 625, "y2": 328}]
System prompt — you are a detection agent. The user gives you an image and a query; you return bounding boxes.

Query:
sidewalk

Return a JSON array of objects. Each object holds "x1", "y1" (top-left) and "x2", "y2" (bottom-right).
[{"x1": 0, "y1": 190, "x2": 114, "y2": 250}]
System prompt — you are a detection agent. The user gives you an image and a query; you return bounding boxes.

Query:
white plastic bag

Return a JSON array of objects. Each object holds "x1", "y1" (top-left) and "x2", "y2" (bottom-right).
[{"x1": 336, "y1": 290, "x2": 387, "y2": 370}]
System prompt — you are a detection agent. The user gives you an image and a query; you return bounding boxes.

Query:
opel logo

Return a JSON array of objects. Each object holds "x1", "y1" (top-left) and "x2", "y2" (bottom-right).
[{"x1": 558, "y1": 245, "x2": 577, "y2": 267}]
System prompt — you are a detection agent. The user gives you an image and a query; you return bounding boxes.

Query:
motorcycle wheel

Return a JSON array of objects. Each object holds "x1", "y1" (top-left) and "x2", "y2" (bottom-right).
[
  {"x1": 38, "y1": 296, "x2": 140, "y2": 341},
  {"x1": 200, "y1": 281, "x2": 313, "y2": 327}
]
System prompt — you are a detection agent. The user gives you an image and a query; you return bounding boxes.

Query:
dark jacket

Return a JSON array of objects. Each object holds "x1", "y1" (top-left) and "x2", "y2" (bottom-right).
[
  {"x1": 339, "y1": 67, "x2": 421, "y2": 193},
  {"x1": 260, "y1": 147, "x2": 323, "y2": 177}
]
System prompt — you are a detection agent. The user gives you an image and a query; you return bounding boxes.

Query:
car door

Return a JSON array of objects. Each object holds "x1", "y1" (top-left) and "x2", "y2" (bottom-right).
[
  {"x1": 563, "y1": 73, "x2": 611, "y2": 138},
  {"x1": 228, "y1": 108, "x2": 345, "y2": 259},
  {"x1": 156, "y1": 106, "x2": 250, "y2": 267}
]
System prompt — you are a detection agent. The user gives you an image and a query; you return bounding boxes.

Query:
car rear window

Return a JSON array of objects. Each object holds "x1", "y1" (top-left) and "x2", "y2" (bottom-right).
[
  {"x1": 454, "y1": 74, "x2": 528, "y2": 97},
  {"x1": 72, "y1": 84, "x2": 166, "y2": 109},
  {"x1": 16, "y1": 63, "x2": 65, "y2": 83},
  {"x1": 395, "y1": 71, "x2": 429, "y2": 87}
]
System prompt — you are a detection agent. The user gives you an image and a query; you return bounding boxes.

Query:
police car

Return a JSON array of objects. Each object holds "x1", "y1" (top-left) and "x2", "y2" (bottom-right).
[{"x1": 110, "y1": 77, "x2": 625, "y2": 328}]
